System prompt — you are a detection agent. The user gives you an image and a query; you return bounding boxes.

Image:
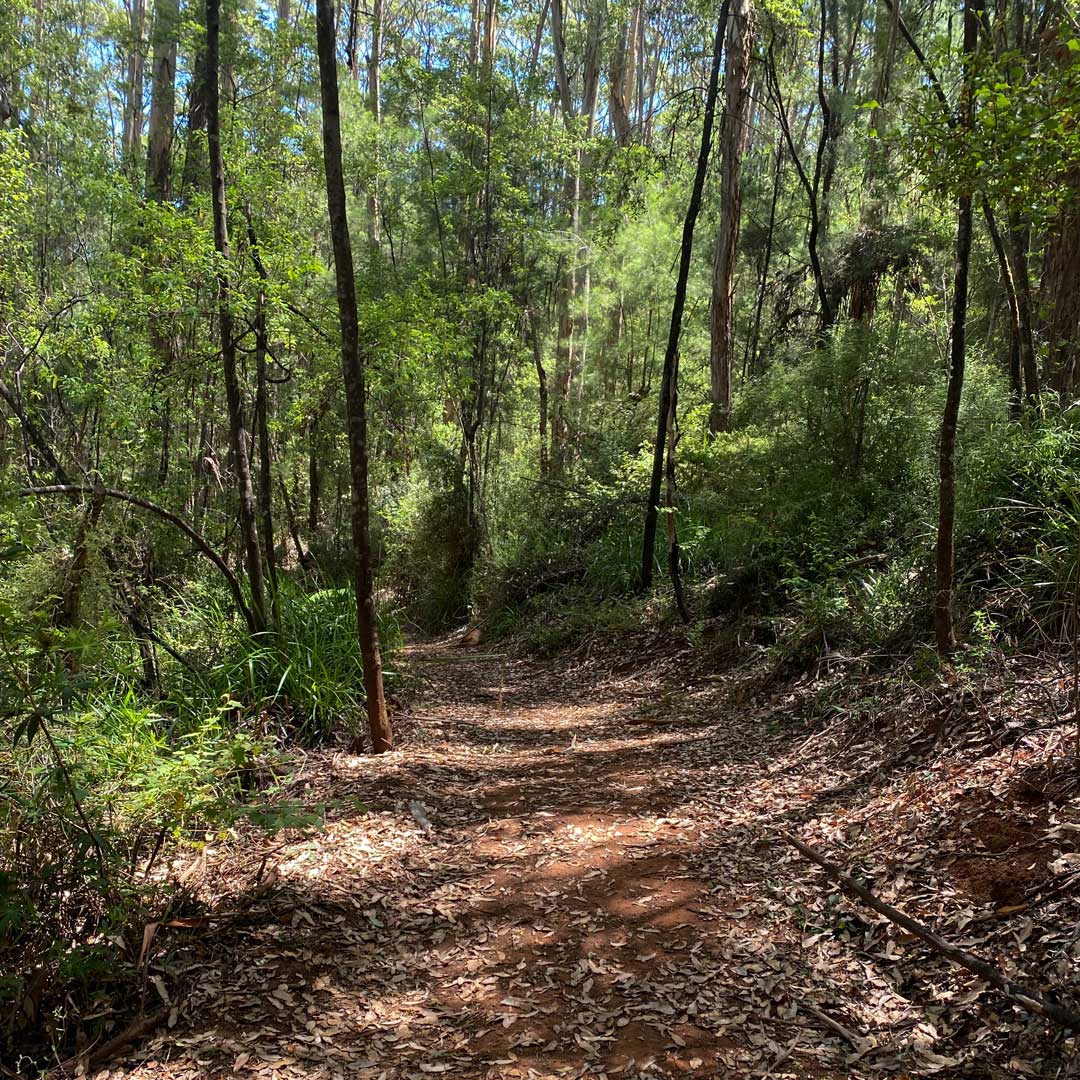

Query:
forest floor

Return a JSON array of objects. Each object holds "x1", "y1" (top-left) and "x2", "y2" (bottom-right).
[{"x1": 101, "y1": 634, "x2": 1080, "y2": 1080}]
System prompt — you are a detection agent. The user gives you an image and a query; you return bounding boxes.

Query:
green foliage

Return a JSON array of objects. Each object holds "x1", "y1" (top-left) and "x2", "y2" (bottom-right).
[
  {"x1": 157, "y1": 578, "x2": 402, "y2": 743},
  {"x1": 0, "y1": 538, "x2": 397, "y2": 1058}
]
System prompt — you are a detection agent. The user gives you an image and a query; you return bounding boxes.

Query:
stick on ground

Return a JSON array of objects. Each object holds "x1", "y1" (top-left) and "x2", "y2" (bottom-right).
[
  {"x1": 49, "y1": 1010, "x2": 168, "y2": 1077},
  {"x1": 782, "y1": 830, "x2": 1080, "y2": 1032}
]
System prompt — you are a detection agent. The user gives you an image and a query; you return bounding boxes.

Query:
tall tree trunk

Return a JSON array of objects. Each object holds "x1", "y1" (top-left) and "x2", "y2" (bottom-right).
[
  {"x1": 665, "y1": 355, "x2": 690, "y2": 621},
  {"x1": 1008, "y1": 213, "x2": 1040, "y2": 407},
  {"x1": 122, "y1": 0, "x2": 147, "y2": 166},
  {"x1": 850, "y1": 0, "x2": 900, "y2": 324},
  {"x1": 548, "y1": 0, "x2": 604, "y2": 474},
  {"x1": 983, "y1": 197, "x2": 1025, "y2": 417},
  {"x1": 934, "y1": 0, "x2": 981, "y2": 653},
  {"x1": 747, "y1": 133, "x2": 784, "y2": 374},
  {"x1": 245, "y1": 206, "x2": 279, "y2": 622},
  {"x1": 708, "y1": 0, "x2": 752, "y2": 434},
  {"x1": 767, "y1": 40, "x2": 833, "y2": 331},
  {"x1": 529, "y1": 308, "x2": 550, "y2": 476},
  {"x1": 145, "y1": 0, "x2": 180, "y2": 488},
  {"x1": 181, "y1": 41, "x2": 208, "y2": 199},
  {"x1": 345, "y1": 0, "x2": 361, "y2": 76},
  {"x1": 308, "y1": 419, "x2": 321, "y2": 535},
  {"x1": 206, "y1": 0, "x2": 268, "y2": 634},
  {"x1": 366, "y1": 0, "x2": 383, "y2": 247},
  {"x1": 641, "y1": 0, "x2": 729, "y2": 589},
  {"x1": 608, "y1": 2, "x2": 640, "y2": 146},
  {"x1": 145, "y1": 0, "x2": 178, "y2": 200},
  {"x1": 314, "y1": 0, "x2": 392, "y2": 754},
  {"x1": 549, "y1": 0, "x2": 577, "y2": 474}
]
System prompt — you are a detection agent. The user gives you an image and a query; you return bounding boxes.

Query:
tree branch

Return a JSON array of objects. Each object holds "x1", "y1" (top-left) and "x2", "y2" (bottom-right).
[
  {"x1": 782, "y1": 830, "x2": 1080, "y2": 1031},
  {"x1": 19, "y1": 485, "x2": 255, "y2": 632}
]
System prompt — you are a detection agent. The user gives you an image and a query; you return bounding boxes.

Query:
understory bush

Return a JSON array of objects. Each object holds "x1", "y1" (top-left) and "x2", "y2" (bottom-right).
[
  {"x1": 0, "y1": 544, "x2": 399, "y2": 1065},
  {"x1": 448, "y1": 328, "x2": 1080, "y2": 654}
]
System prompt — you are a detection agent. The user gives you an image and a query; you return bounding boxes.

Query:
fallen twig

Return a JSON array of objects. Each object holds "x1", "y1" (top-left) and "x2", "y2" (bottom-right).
[
  {"x1": 782, "y1": 830, "x2": 1080, "y2": 1031},
  {"x1": 798, "y1": 1001, "x2": 872, "y2": 1053},
  {"x1": 49, "y1": 1010, "x2": 168, "y2": 1077}
]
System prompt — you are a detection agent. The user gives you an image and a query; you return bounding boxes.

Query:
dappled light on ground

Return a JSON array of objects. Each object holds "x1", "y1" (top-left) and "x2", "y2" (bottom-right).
[{"x1": 112, "y1": 642, "x2": 1080, "y2": 1079}]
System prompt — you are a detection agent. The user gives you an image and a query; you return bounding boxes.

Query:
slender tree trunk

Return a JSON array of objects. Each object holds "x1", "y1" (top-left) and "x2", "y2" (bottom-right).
[
  {"x1": 747, "y1": 133, "x2": 784, "y2": 375},
  {"x1": 982, "y1": 198, "x2": 1025, "y2": 417},
  {"x1": 811, "y1": 0, "x2": 837, "y2": 328},
  {"x1": 767, "y1": 41, "x2": 832, "y2": 331},
  {"x1": 366, "y1": 0, "x2": 383, "y2": 247},
  {"x1": 549, "y1": 0, "x2": 576, "y2": 474},
  {"x1": 641, "y1": 0, "x2": 729, "y2": 589},
  {"x1": 608, "y1": 2, "x2": 639, "y2": 145},
  {"x1": 1007, "y1": 213, "x2": 1040, "y2": 407},
  {"x1": 850, "y1": 0, "x2": 900, "y2": 324},
  {"x1": 145, "y1": 0, "x2": 180, "y2": 488},
  {"x1": 308, "y1": 420, "x2": 321, "y2": 535},
  {"x1": 529, "y1": 309, "x2": 550, "y2": 476},
  {"x1": 278, "y1": 475, "x2": 313, "y2": 572},
  {"x1": 708, "y1": 0, "x2": 752, "y2": 434},
  {"x1": 665, "y1": 356, "x2": 690, "y2": 621},
  {"x1": 207, "y1": 0, "x2": 268, "y2": 634},
  {"x1": 345, "y1": 0, "x2": 361, "y2": 76},
  {"x1": 548, "y1": 0, "x2": 604, "y2": 474},
  {"x1": 245, "y1": 206, "x2": 279, "y2": 622},
  {"x1": 934, "y1": 0, "x2": 981, "y2": 653},
  {"x1": 315, "y1": 0, "x2": 392, "y2": 753}
]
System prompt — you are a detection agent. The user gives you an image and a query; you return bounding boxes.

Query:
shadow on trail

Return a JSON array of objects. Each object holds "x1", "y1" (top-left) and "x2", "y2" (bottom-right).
[{"x1": 125, "y1": 642, "x2": 954, "y2": 1079}]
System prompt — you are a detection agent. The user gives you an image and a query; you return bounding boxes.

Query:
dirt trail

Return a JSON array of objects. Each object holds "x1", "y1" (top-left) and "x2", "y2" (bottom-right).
[{"x1": 110, "y1": 640, "x2": 1058, "y2": 1079}]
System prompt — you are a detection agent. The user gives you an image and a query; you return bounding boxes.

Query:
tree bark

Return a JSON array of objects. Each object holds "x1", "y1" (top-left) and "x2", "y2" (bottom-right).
[
  {"x1": 207, "y1": 0, "x2": 268, "y2": 634},
  {"x1": 641, "y1": 1, "x2": 729, "y2": 590},
  {"x1": 934, "y1": 0, "x2": 980, "y2": 653},
  {"x1": 315, "y1": 0, "x2": 393, "y2": 754},
  {"x1": 708, "y1": 0, "x2": 752, "y2": 434},
  {"x1": 366, "y1": 0, "x2": 383, "y2": 247},
  {"x1": 245, "y1": 205, "x2": 279, "y2": 622},
  {"x1": 122, "y1": 0, "x2": 147, "y2": 166},
  {"x1": 145, "y1": 0, "x2": 178, "y2": 200}
]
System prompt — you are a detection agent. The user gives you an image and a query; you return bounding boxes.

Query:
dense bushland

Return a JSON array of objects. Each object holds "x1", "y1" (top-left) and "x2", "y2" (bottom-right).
[{"x1": 4, "y1": 0, "x2": 1080, "y2": 1066}]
